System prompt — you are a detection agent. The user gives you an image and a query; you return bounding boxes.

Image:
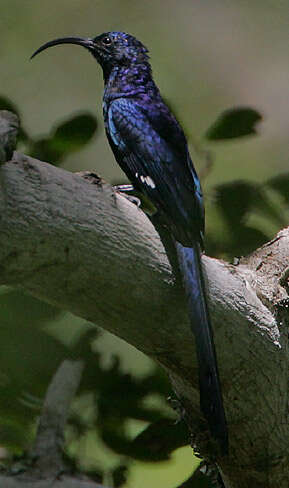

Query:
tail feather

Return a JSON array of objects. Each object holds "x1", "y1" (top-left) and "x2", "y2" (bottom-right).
[{"x1": 176, "y1": 242, "x2": 228, "y2": 455}]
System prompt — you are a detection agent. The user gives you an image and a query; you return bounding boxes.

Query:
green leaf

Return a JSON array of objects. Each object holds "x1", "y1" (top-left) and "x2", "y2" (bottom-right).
[
  {"x1": 130, "y1": 419, "x2": 189, "y2": 461},
  {"x1": 29, "y1": 113, "x2": 98, "y2": 164},
  {"x1": 29, "y1": 137, "x2": 64, "y2": 163},
  {"x1": 111, "y1": 464, "x2": 128, "y2": 487},
  {"x1": 228, "y1": 226, "x2": 269, "y2": 256},
  {"x1": 212, "y1": 181, "x2": 280, "y2": 255},
  {"x1": 53, "y1": 113, "x2": 97, "y2": 150},
  {"x1": 266, "y1": 173, "x2": 289, "y2": 205},
  {"x1": 99, "y1": 418, "x2": 188, "y2": 461},
  {"x1": 214, "y1": 181, "x2": 257, "y2": 223},
  {"x1": 214, "y1": 180, "x2": 284, "y2": 227},
  {"x1": 205, "y1": 107, "x2": 262, "y2": 140}
]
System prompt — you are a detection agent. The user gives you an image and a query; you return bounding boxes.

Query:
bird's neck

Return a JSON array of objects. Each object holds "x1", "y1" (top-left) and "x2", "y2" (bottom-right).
[{"x1": 103, "y1": 63, "x2": 157, "y2": 102}]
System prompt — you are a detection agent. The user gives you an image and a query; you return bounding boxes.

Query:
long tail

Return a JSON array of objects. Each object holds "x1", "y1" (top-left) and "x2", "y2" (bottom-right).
[{"x1": 176, "y1": 242, "x2": 228, "y2": 455}]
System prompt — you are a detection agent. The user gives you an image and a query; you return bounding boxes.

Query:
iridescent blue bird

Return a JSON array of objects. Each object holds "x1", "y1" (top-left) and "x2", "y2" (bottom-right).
[{"x1": 31, "y1": 32, "x2": 228, "y2": 454}]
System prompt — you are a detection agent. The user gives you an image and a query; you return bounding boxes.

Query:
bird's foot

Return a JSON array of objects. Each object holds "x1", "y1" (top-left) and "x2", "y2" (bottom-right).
[{"x1": 114, "y1": 184, "x2": 141, "y2": 207}]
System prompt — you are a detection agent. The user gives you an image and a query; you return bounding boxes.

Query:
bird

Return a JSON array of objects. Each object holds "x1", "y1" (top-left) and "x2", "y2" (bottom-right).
[{"x1": 31, "y1": 32, "x2": 228, "y2": 455}]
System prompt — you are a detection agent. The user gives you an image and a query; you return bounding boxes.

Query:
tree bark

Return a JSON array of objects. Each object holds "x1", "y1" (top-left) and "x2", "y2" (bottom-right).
[{"x1": 0, "y1": 112, "x2": 288, "y2": 487}]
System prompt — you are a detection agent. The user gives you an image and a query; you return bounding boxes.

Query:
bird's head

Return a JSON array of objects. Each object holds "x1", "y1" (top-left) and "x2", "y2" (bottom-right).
[{"x1": 31, "y1": 31, "x2": 150, "y2": 75}]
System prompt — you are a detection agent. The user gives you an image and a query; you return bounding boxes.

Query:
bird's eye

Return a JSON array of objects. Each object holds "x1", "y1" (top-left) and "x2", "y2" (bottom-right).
[{"x1": 102, "y1": 36, "x2": 112, "y2": 46}]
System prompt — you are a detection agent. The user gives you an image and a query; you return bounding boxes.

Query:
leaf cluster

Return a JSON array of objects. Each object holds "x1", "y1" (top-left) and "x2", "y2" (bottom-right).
[{"x1": 0, "y1": 96, "x2": 97, "y2": 164}]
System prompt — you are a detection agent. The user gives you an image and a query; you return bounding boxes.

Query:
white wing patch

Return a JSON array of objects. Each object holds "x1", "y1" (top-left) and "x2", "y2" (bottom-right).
[{"x1": 135, "y1": 173, "x2": 156, "y2": 189}]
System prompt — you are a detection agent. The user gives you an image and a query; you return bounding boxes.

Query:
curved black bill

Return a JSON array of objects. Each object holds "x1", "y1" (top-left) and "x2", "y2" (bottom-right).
[{"x1": 31, "y1": 37, "x2": 95, "y2": 59}]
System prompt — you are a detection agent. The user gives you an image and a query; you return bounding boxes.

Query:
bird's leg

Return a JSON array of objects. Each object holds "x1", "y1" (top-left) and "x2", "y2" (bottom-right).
[
  {"x1": 113, "y1": 183, "x2": 141, "y2": 207},
  {"x1": 113, "y1": 183, "x2": 134, "y2": 193}
]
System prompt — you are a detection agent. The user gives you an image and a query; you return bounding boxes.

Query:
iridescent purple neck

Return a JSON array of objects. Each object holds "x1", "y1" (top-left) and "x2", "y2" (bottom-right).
[{"x1": 103, "y1": 63, "x2": 157, "y2": 101}]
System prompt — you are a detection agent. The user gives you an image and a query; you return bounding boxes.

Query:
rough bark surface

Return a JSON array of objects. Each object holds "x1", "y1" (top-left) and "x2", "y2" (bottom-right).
[{"x1": 0, "y1": 112, "x2": 288, "y2": 487}]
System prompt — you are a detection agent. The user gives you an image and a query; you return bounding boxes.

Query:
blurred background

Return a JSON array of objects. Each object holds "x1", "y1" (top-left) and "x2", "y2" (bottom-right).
[{"x1": 0, "y1": 1, "x2": 288, "y2": 487}]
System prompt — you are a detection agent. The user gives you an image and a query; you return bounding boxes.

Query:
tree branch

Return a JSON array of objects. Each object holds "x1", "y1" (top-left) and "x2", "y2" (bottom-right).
[
  {"x1": 0, "y1": 112, "x2": 288, "y2": 487},
  {"x1": 31, "y1": 358, "x2": 85, "y2": 476}
]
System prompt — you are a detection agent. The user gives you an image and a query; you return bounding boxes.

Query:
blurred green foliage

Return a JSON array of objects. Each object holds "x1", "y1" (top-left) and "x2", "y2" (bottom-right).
[
  {"x1": 0, "y1": 95, "x2": 97, "y2": 164},
  {"x1": 205, "y1": 107, "x2": 262, "y2": 140},
  {"x1": 29, "y1": 113, "x2": 97, "y2": 164},
  {"x1": 0, "y1": 94, "x2": 288, "y2": 488}
]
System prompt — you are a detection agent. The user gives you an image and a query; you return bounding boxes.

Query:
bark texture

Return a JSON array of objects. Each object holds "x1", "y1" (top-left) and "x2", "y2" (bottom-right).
[{"x1": 0, "y1": 112, "x2": 288, "y2": 487}]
